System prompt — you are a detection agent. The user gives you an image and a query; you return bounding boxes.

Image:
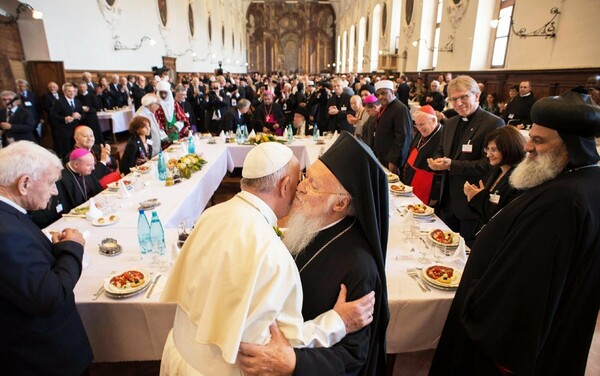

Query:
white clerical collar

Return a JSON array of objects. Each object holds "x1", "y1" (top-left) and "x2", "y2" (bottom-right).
[
  {"x1": 521, "y1": 92, "x2": 532, "y2": 97},
  {"x1": 237, "y1": 190, "x2": 277, "y2": 226},
  {"x1": 0, "y1": 194, "x2": 27, "y2": 214}
]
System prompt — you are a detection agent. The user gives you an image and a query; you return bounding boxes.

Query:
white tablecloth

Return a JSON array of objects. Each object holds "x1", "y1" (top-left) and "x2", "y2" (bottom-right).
[
  {"x1": 98, "y1": 107, "x2": 135, "y2": 134},
  {"x1": 47, "y1": 138, "x2": 466, "y2": 362}
]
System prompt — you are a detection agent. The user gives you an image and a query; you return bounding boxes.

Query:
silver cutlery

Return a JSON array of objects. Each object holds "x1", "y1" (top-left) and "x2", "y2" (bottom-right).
[
  {"x1": 92, "y1": 285, "x2": 104, "y2": 300},
  {"x1": 407, "y1": 268, "x2": 431, "y2": 292},
  {"x1": 146, "y1": 274, "x2": 162, "y2": 299}
]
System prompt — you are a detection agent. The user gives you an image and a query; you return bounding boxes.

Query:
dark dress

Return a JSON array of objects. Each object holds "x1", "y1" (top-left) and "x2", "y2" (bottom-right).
[
  {"x1": 467, "y1": 165, "x2": 521, "y2": 231},
  {"x1": 293, "y1": 217, "x2": 386, "y2": 376},
  {"x1": 120, "y1": 134, "x2": 152, "y2": 175},
  {"x1": 0, "y1": 201, "x2": 93, "y2": 375},
  {"x1": 430, "y1": 167, "x2": 600, "y2": 375}
]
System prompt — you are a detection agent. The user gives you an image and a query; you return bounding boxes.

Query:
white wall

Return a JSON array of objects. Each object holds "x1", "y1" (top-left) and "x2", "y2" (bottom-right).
[{"x1": 23, "y1": 0, "x2": 248, "y2": 73}]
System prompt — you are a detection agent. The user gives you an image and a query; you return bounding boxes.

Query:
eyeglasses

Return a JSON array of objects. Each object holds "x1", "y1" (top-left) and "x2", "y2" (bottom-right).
[
  {"x1": 299, "y1": 173, "x2": 348, "y2": 196},
  {"x1": 447, "y1": 93, "x2": 472, "y2": 104},
  {"x1": 484, "y1": 147, "x2": 499, "y2": 153}
]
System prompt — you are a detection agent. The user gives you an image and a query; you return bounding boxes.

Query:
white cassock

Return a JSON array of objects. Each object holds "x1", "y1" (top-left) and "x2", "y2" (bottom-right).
[{"x1": 160, "y1": 191, "x2": 345, "y2": 376}]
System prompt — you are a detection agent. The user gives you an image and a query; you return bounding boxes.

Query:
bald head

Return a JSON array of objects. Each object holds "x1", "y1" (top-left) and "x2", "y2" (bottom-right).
[{"x1": 74, "y1": 126, "x2": 95, "y2": 149}]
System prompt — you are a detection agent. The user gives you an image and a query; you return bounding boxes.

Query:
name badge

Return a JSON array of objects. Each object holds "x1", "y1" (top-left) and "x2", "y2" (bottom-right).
[
  {"x1": 508, "y1": 114, "x2": 514, "y2": 119},
  {"x1": 231, "y1": 99, "x2": 237, "y2": 106},
  {"x1": 147, "y1": 139, "x2": 153, "y2": 146},
  {"x1": 25, "y1": 101, "x2": 32, "y2": 106},
  {"x1": 185, "y1": 112, "x2": 190, "y2": 118},
  {"x1": 462, "y1": 143, "x2": 473, "y2": 153},
  {"x1": 340, "y1": 106, "x2": 347, "y2": 112},
  {"x1": 283, "y1": 103, "x2": 287, "y2": 110},
  {"x1": 489, "y1": 193, "x2": 500, "y2": 204},
  {"x1": 56, "y1": 203, "x2": 63, "y2": 213}
]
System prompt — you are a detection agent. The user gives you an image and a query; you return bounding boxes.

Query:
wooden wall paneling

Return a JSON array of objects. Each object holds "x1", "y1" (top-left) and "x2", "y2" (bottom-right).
[{"x1": 0, "y1": 22, "x2": 25, "y2": 92}]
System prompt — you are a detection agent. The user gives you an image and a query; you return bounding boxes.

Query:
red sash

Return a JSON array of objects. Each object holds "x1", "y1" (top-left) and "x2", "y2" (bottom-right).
[{"x1": 407, "y1": 147, "x2": 434, "y2": 204}]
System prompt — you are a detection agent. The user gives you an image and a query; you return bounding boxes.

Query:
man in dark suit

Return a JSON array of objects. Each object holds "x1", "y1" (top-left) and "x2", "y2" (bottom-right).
[
  {"x1": 175, "y1": 84, "x2": 197, "y2": 132},
  {"x1": 132, "y1": 75, "x2": 147, "y2": 110},
  {"x1": 108, "y1": 74, "x2": 124, "y2": 107},
  {"x1": 219, "y1": 98, "x2": 251, "y2": 133},
  {"x1": 0, "y1": 141, "x2": 93, "y2": 375},
  {"x1": 427, "y1": 75, "x2": 504, "y2": 245},
  {"x1": 395, "y1": 75, "x2": 410, "y2": 107},
  {"x1": 327, "y1": 78, "x2": 353, "y2": 133},
  {"x1": 187, "y1": 77, "x2": 206, "y2": 133},
  {"x1": 16, "y1": 79, "x2": 40, "y2": 126},
  {"x1": 76, "y1": 82, "x2": 104, "y2": 144},
  {"x1": 82, "y1": 72, "x2": 97, "y2": 93},
  {"x1": 50, "y1": 83, "x2": 84, "y2": 158},
  {"x1": 373, "y1": 80, "x2": 413, "y2": 175},
  {"x1": 0, "y1": 91, "x2": 38, "y2": 146},
  {"x1": 205, "y1": 81, "x2": 230, "y2": 134}
]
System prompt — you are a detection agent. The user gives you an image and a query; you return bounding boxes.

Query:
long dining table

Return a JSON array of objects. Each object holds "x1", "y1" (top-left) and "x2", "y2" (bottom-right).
[{"x1": 46, "y1": 135, "x2": 467, "y2": 362}]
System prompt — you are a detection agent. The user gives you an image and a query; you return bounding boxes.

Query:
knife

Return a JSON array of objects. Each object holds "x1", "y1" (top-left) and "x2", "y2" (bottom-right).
[
  {"x1": 92, "y1": 285, "x2": 105, "y2": 300},
  {"x1": 146, "y1": 274, "x2": 162, "y2": 299}
]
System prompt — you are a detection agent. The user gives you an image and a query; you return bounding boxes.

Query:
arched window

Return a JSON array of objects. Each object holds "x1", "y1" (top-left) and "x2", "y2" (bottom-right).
[
  {"x1": 348, "y1": 25, "x2": 356, "y2": 72},
  {"x1": 491, "y1": 0, "x2": 514, "y2": 67},
  {"x1": 370, "y1": 4, "x2": 381, "y2": 72},
  {"x1": 357, "y1": 17, "x2": 366, "y2": 72}
]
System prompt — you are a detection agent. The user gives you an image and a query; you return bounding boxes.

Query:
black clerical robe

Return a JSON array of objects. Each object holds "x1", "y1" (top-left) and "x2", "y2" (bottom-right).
[
  {"x1": 293, "y1": 216, "x2": 386, "y2": 376},
  {"x1": 404, "y1": 125, "x2": 443, "y2": 206},
  {"x1": 430, "y1": 166, "x2": 600, "y2": 376},
  {"x1": 58, "y1": 166, "x2": 103, "y2": 213}
]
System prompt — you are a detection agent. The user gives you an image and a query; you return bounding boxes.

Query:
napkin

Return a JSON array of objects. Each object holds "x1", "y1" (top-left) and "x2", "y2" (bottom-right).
[
  {"x1": 86, "y1": 198, "x2": 103, "y2": 220},
  {"x1": 249, "y1": 129, "x2": 256, "y2": 139},
  {"x1": 118, "y1": 179, "x2": 132, "y2": 198},
  {"x1": 219, "y1": 130, "x2": 226, "y2": 142}
]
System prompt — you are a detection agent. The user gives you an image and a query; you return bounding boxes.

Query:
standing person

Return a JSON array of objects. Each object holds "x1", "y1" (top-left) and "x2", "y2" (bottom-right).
[
  {"x1": 0, "y1": 91, "x2": 37, "y2": 146},
  {"x1": 430, "y1": 90, "x2": 600, "y2": 376},
  {"x1": 239, "y1": 132, "x2": 390, "y2": 376},
  {"x1": 427, "y1": 75, "x2": 503, "y2": 245},
  {"x1": 120, "y1": 116, "x2": 152, "y2": 175},
  {"x1": 154, "y1": 81, "x2": 190, "y2": 142},
  {"x1": 373, "y1": 80, "x2": 413, "y2": 177},
  {"x1": 174, "y1": 84, "x2": 196, "y2": 132},
  {"x1": 419, "y1": 80, "x2": 446, "y2": 112},
  {"x1": 327, "y1": 78, "x2": 353, "y2": 133},
  {"x1": 135, "y1": 93, "x2": 163, "y2": 157},
  {"x1": 346, "y1": 95, "x2": 368, "y2": 137},
  {"x1": 502, "y1": 80, "x2": 537, "y2": 129},
  {"x1": 50, "y1": 83, "x2": 84, "y2": 159},
  {"x1": 187, "y1": 77, "x2": 206, "y2": 133},
  {"x1": 404, "y1": 105, "x2": 443, "y2": 206},
  {"x1": 463, "y1": 125, "x2": 525, "y2": 232},
  {"x1": 361, "y1": 94, "x2": 381, "y2": 149},
  {"x1": 131, "y1": 75, "x2": 147, "y2": 110},
  {"x1": 16, "y1": 79, "x2": 40, "y2": 133},
  {"x1": 0, "y1": 141, "x2": 93, "y2": 375},
  {"x1": 395, "y1": 74, "x2": 410, "y2": 107},
  {"x1": 160, "y1": 142, "x2": 374, "y2": 375},
  {"x1": 205, "y1": 81, "x2": 230, "y2": 134},
  {"x1": 76, "y1": 81, "x2": 104, "y2": 144}
]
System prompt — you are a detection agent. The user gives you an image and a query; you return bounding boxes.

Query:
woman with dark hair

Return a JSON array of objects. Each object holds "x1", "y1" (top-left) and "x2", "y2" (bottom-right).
[
  {"x1": 463, "y1": 126, "x2": 525, "y2": 230},
  {"x1": 482, "y1": 93, "x2": 500, "y2": 115},
  {"x1": 120, "y1": 115, "x2": 152, "y2": 175}
]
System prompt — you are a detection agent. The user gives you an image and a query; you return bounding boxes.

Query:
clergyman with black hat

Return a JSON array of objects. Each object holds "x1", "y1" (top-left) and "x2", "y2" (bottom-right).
[
  {"x1": 292, "y1": 107, "x2": 313, "y2": 136},
  {"x1": 430, "y1": 90, "x2": 600, "y2": 376},
  {"x1": 161, "y1": 142, "x2": 374, "y2": 375},
  {"x1": 239, "y1": 131, "x2": 390, "y2": 376}
]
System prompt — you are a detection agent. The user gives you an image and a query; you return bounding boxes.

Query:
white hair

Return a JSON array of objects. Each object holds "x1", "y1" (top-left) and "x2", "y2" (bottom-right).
[{"x1": 0, "y1": 141, "x2": 62, "y2": 185}]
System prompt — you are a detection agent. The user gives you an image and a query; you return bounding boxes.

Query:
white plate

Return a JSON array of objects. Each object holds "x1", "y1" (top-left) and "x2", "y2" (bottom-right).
[
  {"x1": 389, "y1": 184, "x2": 413, "y2": 195},
  {"x1": 428, "y1": 229, "x2": 460, "y2": 247},
  {"x1": 107, "y1": 180, "x2": 133, "y2": 191},
  {"x1": 131, "y1": 165, "x2": 151, "y2": 174},
  {"x1": 92, "y1": 215, "x2": 120, "y2": 226},
  {"x1": 69, "y1": 203, "x2": 90, "y2": 216},
  {"x1": 386, "y1": 173, "x2": 399, "y2": 183},
  {"x1": 421, "y1": 265, "x2": 462, "y2": 288},
  {"x1": 104, "y1": 269, "x2": 151, "y2": 295},
  {"x1": 406, "y1": 204, "x2": 435, "y2": 217}
]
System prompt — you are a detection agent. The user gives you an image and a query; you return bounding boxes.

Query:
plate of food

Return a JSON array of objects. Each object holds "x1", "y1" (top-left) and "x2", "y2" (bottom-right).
[
  {"x1": 386, "y1": 172, "x2": 400, "y2": 183},
  {"x1": 139, "y1": 198, "x2": 160, "y2": 211},
  {"x1": 107, "y1": 179, "x2": 132, "y2": 191},
  {"x1": 69, "y1": 203, "x2": 90, "y2": 216},
  {"x1": 104, "y1": 269, "x2": 151, "y2": 297},
  {"x1": 421, "y1": 264, "x2": 462, "y2": 289},
  {"x1": 429, "y1": 229, "x2": 460, "y2": 247},
  {"x1": 131, "y1": 165, "x2": 151, "y2": 174},
  {"x1": 166, "y1": 145, "x2": 180, "y2": 152},
  {"x1": 389, "y1": 183, "x2": 413, "y2": 195},
  {"x1": 92, "y1": 215, "x2": 119, "y2": 226},
  {"x1": 406, "y1": 203, "x2": 435, "y2": 216}
]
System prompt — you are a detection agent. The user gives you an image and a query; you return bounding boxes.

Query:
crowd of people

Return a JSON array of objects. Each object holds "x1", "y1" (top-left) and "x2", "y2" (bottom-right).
[{"x1": 0, "y1": 68, "x2": 599, "y2": 375}]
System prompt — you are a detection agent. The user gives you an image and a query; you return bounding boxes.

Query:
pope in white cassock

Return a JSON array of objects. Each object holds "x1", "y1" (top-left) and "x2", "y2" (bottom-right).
[{"x1": 160, "y1": 142, "x2": 375, "y2": 375}]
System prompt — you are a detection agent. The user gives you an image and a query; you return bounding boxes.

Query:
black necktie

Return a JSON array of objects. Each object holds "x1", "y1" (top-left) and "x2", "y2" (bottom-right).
[
  {"x1": 70, "y1": 100, "x2": 75, "y2": 110},
  {"x1": 6, "y1": 109, "x2": 10, "y2": 122}
]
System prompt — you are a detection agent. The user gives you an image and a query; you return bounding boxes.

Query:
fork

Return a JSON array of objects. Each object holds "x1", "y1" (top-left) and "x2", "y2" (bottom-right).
[{"x1": 407, "y1": 268, "x2": 431, "y2": 292}]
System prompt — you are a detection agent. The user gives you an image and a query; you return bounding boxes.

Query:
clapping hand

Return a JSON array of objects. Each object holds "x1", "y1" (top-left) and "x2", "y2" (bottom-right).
[{"x1": 464, "y1": 180, "x2": 485, "y2": 202}]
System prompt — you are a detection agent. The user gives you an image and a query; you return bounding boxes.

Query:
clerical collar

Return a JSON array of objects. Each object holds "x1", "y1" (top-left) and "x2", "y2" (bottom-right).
[
  {"x1": 460, "y1": 111, "x2": 477, "y2": 123},
  {"x1": 236, "y1": 191, "x2": 277, "y2": 226},
  {"x1": 521, "y1": 92, "x2": 532, "y2": 97},
  {"x1": 0, "y1": 194, "x2": 27, "y2": 214}
]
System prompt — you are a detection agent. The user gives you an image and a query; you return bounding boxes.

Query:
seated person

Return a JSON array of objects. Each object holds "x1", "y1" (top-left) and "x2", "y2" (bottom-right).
[
  {"x1": 419, "y1": 80, "x2": 446, "y2": 111},
  {"x1": 120, "y1": 116, "x2": 152, "y2": 175},
  {"x1": 252, "y1": 90, "x2": 285, "y2": 134},
  {"x1": 68, "y1": 125, "x2": 115, "y2": 180},
  {"x1": 219, "y1": 98, "x2": 251, "y2": 133},
  {"x1": 59, "y1": 148, "x2": 103, "y2": 213},
  {"x1": 464, "y1": 126, "x2": 526, "y2": 232}
]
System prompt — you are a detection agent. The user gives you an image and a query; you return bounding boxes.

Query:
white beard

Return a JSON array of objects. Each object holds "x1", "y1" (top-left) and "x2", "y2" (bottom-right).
[
  {"x1": 510, "y1": 146, "x2": 569, "y2": 189},
  {"x1": 283, "y1": 195, "x2": 337, "y2": 256}
]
